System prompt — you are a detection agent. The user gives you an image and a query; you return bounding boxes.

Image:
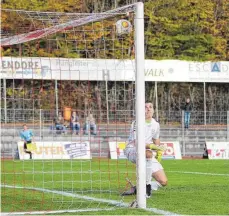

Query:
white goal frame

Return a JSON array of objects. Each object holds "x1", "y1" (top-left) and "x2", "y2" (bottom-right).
[{"x1": 1, "y1": 2, "x2": 146, "y2": 210}]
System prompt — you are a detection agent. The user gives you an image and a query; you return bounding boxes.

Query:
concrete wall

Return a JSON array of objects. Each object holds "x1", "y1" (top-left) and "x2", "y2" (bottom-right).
[{"x1": 1, "y1": 126, "x2": 228, "y2": 158}]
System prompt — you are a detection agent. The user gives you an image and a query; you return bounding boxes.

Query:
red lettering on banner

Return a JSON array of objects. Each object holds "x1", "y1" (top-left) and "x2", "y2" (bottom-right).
[
  {"x1": 163, "y1": 143, "x2": 175, "y2": 156},
  {"x1": 208, "y1": 149, "x2": 229, "y2": 159},
  {"x1": 207, "y1": 149, "x2": 212, "y2": 155}
]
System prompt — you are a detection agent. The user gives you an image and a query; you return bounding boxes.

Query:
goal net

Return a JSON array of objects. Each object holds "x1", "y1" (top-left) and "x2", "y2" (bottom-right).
[{"x1": 1, "y1": 3, "x2": 145, "y2": 214}]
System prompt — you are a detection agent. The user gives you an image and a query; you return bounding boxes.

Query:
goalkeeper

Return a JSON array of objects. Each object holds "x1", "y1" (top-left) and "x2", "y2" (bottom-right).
[
  {"x1": 19, "y1": 124, "x2": 34, "y2": 159},
  {"x1": 123, "y1": 102, "x2": 168, "y2": 198}
]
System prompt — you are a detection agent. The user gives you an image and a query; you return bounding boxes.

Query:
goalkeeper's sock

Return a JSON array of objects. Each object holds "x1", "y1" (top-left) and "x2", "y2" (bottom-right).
[
  {"x1": 151, "y1": 181, "x2": 162, "y2": 191},
  {"x1": 146, "y1": 159, "x2": 153, "y2": 184}
]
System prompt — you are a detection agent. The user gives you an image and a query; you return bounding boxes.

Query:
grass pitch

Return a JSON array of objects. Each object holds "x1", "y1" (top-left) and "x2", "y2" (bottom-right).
[{"x1": 1, "y1": 159, "x2": 229, "y2": 215}]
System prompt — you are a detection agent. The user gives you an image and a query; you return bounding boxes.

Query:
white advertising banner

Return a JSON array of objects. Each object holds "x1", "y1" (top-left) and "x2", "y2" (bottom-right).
[
  {"x1": 144, "y1": 60, "x2": 189, "y2": 82},
  {"x1": 109, "y1": 141, "x2": 182, "y2": 160},
  {"x1": 0, "y1": 57, "x2": 135, "y2": 81},
  {"x1": 17, "y1": 141, "x2": 91, "y2": 160},
  {"x1": 1, "y1": 57, "x2": 229, "y2": 82},
  {"x1": 205, "y1": 142, "x2": 229, "y2": 159},
  {"x1": 188, "y1": 61, "x2": 229, "y2": 82}
]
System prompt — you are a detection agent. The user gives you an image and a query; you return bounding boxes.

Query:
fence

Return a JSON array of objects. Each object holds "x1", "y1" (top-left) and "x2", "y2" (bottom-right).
[
  {"x1": 1, "y1": 109, "x2": 229, "y2": 157},
  {"x1": 1, "y1": 108, "x2": 229, "y2": 126}
]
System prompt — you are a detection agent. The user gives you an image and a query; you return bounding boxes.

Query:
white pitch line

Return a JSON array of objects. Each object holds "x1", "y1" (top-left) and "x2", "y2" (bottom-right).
[
  {"x1": 167, "y1": 171, "x2": 229, "y2": 176},
  {"x1": 1, "y1": 184, "x2": 180, "y2": 216},
  {"x1": 1, "y1": 208, "x2": 116, "y2": 215}
]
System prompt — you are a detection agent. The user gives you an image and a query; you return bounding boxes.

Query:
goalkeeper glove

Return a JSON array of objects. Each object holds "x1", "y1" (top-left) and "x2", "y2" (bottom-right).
[
  {"x1": 155, "y1": 150, "x2": 163, "y2": 163},
  {"x1": 149, "y1": 144, "x2": 166, "y2": 163},
  {"x1": 149, "y1": 144, "x2": 166, "y2": 151}
]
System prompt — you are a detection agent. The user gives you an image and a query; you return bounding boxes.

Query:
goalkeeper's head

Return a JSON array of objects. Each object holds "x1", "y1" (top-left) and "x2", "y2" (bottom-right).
[
  {"x1": 23, "y1": 124, "x2": 28, "y2": 130},
  {"x1": 145, "y1": 102, "x2": 154, "y2": 120}
]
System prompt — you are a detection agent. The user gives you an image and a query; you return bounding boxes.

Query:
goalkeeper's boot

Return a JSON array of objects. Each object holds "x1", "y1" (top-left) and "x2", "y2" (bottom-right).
[
  {"x1": 146, "y1": 184, "x2": 152, "y2": 198},
  {"x1": 122, "y1": 184, "x2": 151, "y2": 197},
  {"x1": 121, "y1": 186, "x2": 136, "y2": 196}
]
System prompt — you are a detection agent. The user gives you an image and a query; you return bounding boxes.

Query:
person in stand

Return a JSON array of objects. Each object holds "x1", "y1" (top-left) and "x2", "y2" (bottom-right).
[
  {"x1": 70, "y1": 111, "x2": 80, "y2": 135},
  {"x1": 182, "y1": 97, "x2": 193, "y2": 129},
  {"x1": 54, "y1": 112, "x2": 66, "y2": 134},
  {"x1": 83, "y1": 114, "x2": 97, "y2": 135}
]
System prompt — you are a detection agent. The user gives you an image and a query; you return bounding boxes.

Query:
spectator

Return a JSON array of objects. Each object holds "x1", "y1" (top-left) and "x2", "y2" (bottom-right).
[
  {"x1": 19, "y1": 124, "x2": 34, "y2": 159},
  {"x1": 83, "y1": 114, "x2": 97, "y2": 135},
  {"x1": 182, "y1": 97, "x2": 193, "y2": 129},
  {"x1": 54, "y1": 112, "x2": 66, "y2": 134},
  {"x1": 70, "y1": 111, "x2": 80, "y2": 135}
]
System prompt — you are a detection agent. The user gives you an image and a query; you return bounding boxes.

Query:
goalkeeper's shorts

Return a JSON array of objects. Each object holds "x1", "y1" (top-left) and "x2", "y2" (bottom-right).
[
  {"x1": 124, "y1": 145, "x2": 164, "y2": 174},
  {"x1": 124, "y1": 144, "x2": 136, "y2": 164},
  {"x1": 24, "y1": 140, "x2": 32, "y2": 149},
  {"x1": 24, "y1": 141, "x2": 36, "y2": 151},
  {"x1": 146, "y1": 157, "x2": 164, "y2": 174}
]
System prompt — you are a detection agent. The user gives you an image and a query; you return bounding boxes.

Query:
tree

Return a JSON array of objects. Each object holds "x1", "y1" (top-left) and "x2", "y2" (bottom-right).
[{"x1": 144, "y1": 0, "x2": 229, "y2": 61}]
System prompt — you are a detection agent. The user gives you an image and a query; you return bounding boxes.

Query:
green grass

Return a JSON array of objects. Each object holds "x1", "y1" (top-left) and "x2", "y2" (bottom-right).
[{"x1": 1, "y1": 159, "x2": 229, "y2": 215}]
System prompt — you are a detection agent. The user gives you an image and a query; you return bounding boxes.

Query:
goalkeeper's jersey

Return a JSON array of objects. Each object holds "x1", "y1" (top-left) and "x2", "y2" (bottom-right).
[{"x1": 128, "y1": 118, "x2": 160, "y2": 145}]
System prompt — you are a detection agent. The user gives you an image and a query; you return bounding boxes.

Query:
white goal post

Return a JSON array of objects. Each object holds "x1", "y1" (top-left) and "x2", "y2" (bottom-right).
[{"x1": 135, "y1": 2, "x2": 146, "y2": 209}]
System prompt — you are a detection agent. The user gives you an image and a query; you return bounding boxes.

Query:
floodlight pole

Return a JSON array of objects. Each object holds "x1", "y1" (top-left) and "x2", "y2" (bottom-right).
[
  {"x1": 203, "y1": 82, "x2": 207, "y2": 125},
  {"x1": 227, "y1": 111, "x2": 229, "y2": 141},
  {"x1": 55, "y1": 80, "x2": 58, "y2": 116},
  {"x1": 4, "y1": 79, "x2": 7, "y2": 123},
  {"x1": 135, "y1": 2, "x2": 146, "y2": 209},
  {"x1": 155, "y1": 81, "x2": 159, "y2": 121}
]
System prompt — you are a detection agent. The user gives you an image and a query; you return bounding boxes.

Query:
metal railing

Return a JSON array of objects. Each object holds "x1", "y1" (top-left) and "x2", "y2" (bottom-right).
[{"x1": 1, "y1": 109, "x2": 228, "y2": 126}]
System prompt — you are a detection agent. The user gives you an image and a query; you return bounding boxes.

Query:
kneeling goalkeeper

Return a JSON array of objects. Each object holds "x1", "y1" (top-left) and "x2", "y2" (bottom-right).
[{"x1": 123, "y1": 102, "x2": 168, "y2": 198}]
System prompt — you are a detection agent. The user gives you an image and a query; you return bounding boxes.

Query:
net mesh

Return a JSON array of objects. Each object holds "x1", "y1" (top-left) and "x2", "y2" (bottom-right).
[
  {"x1": 1, "y1": 5, "x2": 135, "y2": 46},
  {"x1": 1, "y1": 4, "x2": 139, "y2": 214}
]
